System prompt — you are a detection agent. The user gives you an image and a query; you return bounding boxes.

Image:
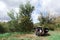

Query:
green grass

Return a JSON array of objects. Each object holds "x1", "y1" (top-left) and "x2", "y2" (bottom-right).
[
  {"x1": 48, "y1": 31, "x2": 60, "y2": 40},
  {"x1": 0, "y1": 31, "x2": 60, "y2": 40}
]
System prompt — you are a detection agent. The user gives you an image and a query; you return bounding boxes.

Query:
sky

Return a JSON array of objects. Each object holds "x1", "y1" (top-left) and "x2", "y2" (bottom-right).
[{"x1": 0, "y1": 0, "x2": 60, "y2": 23}]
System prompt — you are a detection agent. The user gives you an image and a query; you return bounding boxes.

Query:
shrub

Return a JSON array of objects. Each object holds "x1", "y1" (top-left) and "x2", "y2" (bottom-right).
[{"x1": 0, "y1": 24, "x2": 5, "y2": 33}]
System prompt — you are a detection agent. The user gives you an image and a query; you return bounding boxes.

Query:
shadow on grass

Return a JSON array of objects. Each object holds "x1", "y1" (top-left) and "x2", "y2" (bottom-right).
[
  {"x1": 37, "y1": 33, "x2": 50, "y2": 37},
  {"x1": 42, "y1": 33, "x2": 50, "y2": 36}
]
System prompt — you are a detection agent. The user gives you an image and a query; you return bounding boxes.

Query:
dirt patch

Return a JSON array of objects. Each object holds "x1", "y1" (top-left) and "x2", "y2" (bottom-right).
[{"x1": 15, "y1": 34, "x2": 36, "y2": 38}]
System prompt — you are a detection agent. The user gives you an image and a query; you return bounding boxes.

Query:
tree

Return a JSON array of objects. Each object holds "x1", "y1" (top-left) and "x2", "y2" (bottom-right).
[
  {"x1": 7, "y1": 10, "x2": 18, "y2": 32},
  {"x1": 8, "y1": 2, "x2": 34, "y2": 32},
  {"x1": 38, "y1": 12, "x2": 56, "y2": 30}
]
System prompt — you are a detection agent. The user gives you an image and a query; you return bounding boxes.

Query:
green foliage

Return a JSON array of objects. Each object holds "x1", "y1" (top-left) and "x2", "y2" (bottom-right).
[
  {"x1": 7, "y1": 2, "x2": 34, "y2": 32},
  {"x1": 16, "y1": 2, "x2": 34, "y2": 32},
  {"x1": 38, "y1": 13, "x2": 56, "y2": 30},
  {"x1": 0, "y1": 23, "x2": 5, "y2": 33},
  {"x1": 18, "y1": 17, "x2": 33, "y2": 32},
  {"x1": 8, "y1": 10, "x2": 16, "y2": 20},
  {"x1": 7, "y1": 20, "x2": 18, "y2": 32}
]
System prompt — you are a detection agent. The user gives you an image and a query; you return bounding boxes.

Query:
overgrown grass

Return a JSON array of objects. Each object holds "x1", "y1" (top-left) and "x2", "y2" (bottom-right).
[
  {"x1": 48, "y1": 31, "x2": 60, "y2": 40},
  {"x1": 0, "y1": 31, "x2": 60, "y2": 40}
]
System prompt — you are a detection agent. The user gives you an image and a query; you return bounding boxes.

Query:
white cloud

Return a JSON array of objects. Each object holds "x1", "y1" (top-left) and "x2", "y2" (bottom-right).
[
  {"x1": 40, "y1": 0, "x2": 60, "y2": 16},
  {"x1": 0, "y1": 0, "x2": 60, "y2": 23},
  {"x1": 14, "y1": 8, "x2": 19, "y2": 13},
  {"x1": 0, "y1": 1, "x2": 7, "y2": 11},
  {"x1": 2, "y1": 0, "x2": 27, "y2": 7},
  {"x1": 32, "y1": 11, "x2": 39, "y2": 23},
  {"x1": 0, "y1": 1, "x2": 8, "y2": 18},
  {"x1": 30, "y1": 0, "x2": 38, "y2": 6}
]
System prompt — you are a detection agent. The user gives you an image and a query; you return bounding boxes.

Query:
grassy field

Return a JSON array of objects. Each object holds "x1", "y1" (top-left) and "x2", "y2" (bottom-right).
[{"x1": 0, "y1": 31, "x2": 60, "y2": 40}]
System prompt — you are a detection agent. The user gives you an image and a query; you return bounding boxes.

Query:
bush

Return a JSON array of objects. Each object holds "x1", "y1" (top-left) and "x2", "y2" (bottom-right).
[
  {"x1": 7, "y1": 20, "x2": 17, "y2": 32},
  {"x1": 0, "y1": 24, "x2": 5, "y2": 33},
  {"x1": 15, "y1": 19, "x2": 34, "y2": 32},
  {"x1": 7, "y1": 2, "x2": 34, "y2": 32}
]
